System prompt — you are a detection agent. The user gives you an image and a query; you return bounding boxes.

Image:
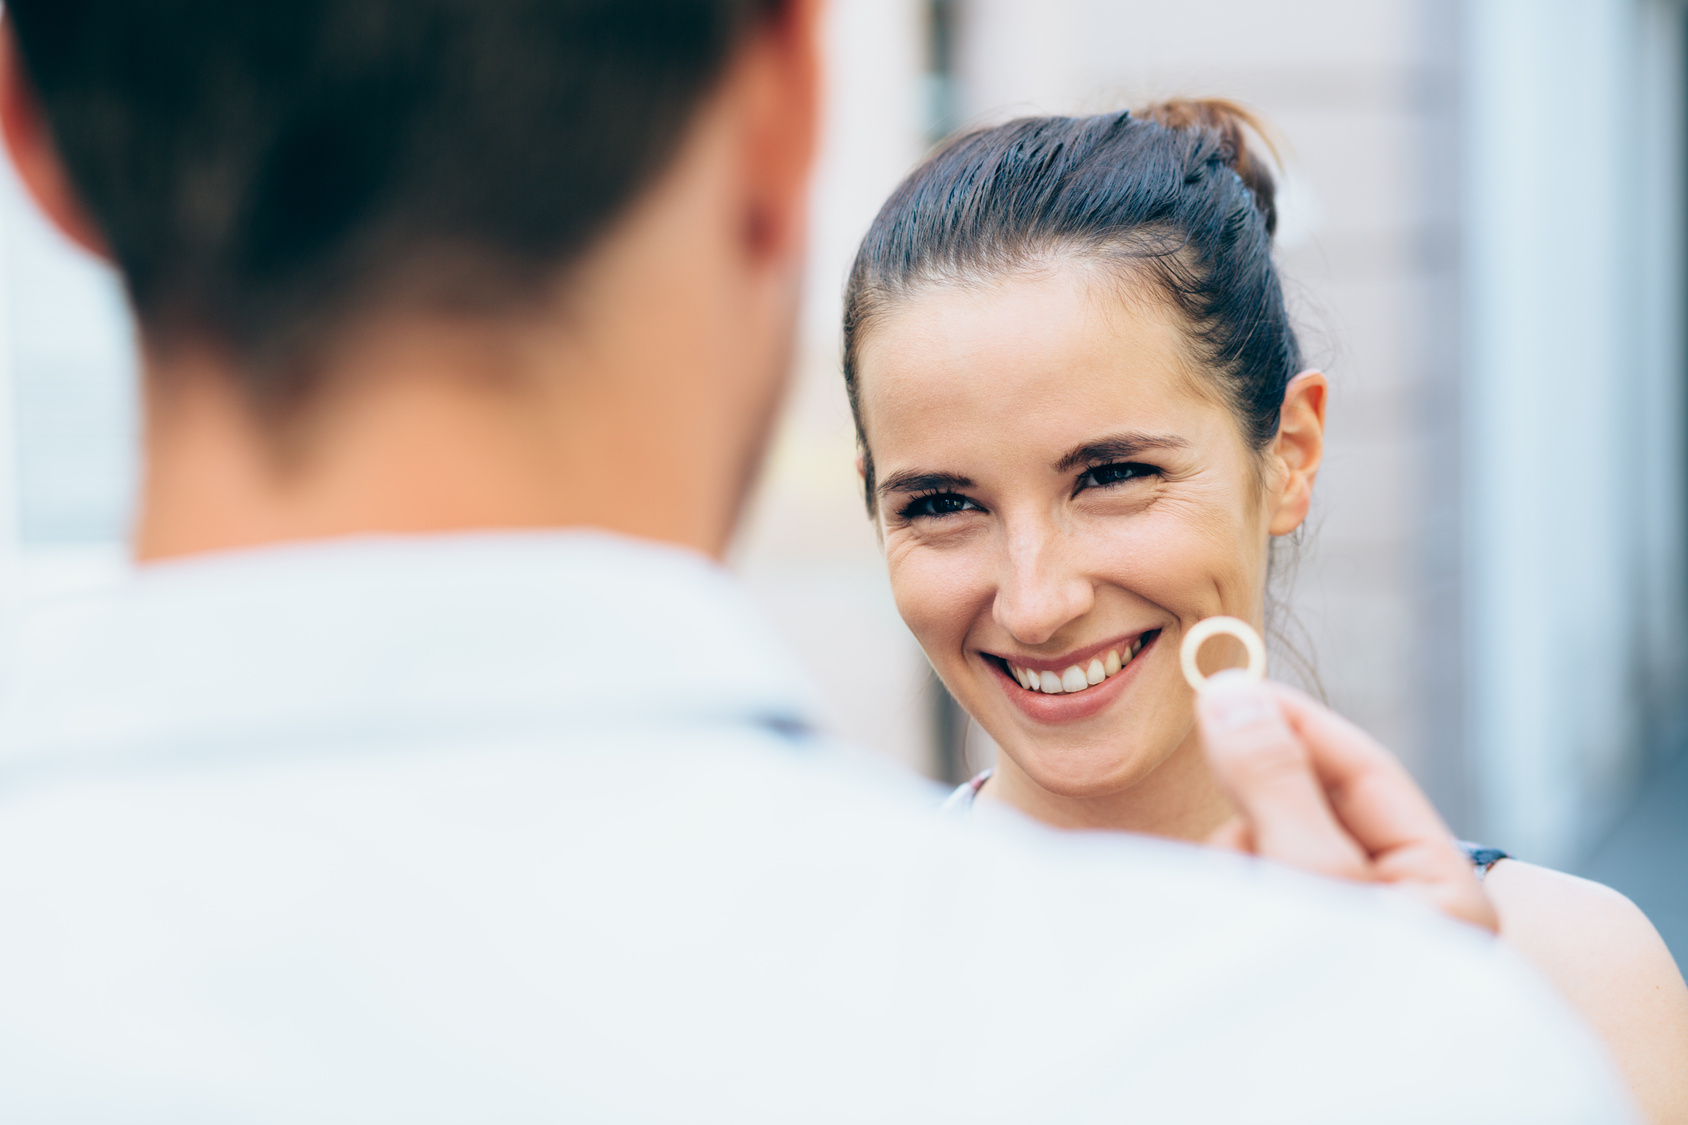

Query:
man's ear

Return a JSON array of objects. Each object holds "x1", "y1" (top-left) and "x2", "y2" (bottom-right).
[
  {"x1": 0, "y1": 18, "x2": 108, "y2": 259},
  {"x1": 1267, "y1": 370, "x2": 1327, "y2": 536},
  {"x1": 734, "y1": 0, "x2": 823, "y2": 265}
]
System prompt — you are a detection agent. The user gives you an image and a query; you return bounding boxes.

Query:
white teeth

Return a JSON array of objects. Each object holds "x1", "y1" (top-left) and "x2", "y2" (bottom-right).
[{"x1": 1009, "y1": 637, "x2": 1150, "y2": 696}]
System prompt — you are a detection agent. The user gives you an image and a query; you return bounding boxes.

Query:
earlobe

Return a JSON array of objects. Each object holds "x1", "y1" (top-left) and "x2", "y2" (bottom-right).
[
  {"x1": 0, "y1": 21, "x2": 109, "y2": 260},
  {"x1": 1267, "y1": 370, "x2": 1327, "y2": 536}
]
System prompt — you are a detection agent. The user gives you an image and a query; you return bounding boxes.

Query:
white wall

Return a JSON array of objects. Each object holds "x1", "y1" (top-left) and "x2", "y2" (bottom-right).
[{"x1": 1462, "y1": 0, "x2": 1686, "y2": 863}]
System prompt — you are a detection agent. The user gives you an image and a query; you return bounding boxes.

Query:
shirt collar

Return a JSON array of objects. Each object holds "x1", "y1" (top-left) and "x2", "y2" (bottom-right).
[{"x1": 0, "y1": 531, "x2": 824, "y2": 773}]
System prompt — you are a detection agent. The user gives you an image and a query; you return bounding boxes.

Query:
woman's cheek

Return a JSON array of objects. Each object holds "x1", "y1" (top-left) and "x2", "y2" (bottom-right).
[
  {"x1": 1111, "y1": 494, "x2": 1257, "y2": 594},
  {"x1": 1084, "y1": 512, "x2": 1221, "y2": 611},
  {"x1": 887, "y1": 544, "x2": 983, "y2": 655}
]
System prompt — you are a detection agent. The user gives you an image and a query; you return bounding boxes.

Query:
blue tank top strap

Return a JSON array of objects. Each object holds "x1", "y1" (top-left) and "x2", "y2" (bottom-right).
[{"x1": 1458, "y1": 840, "x2": 1510, "y2": 881}]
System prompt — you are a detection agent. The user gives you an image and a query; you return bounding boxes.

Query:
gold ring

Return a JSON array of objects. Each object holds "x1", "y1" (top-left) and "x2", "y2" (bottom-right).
[{"x1": 1179, "y1": 616, "x2": 1267, "y2": 692}]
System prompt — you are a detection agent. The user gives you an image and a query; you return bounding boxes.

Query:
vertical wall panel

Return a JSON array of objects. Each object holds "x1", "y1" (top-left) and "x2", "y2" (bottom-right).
[
  {"x1": 1631, "y1": 1, "x2": 1688, "y2": 754},
  {"x1": 1462, "y1": 0, "x2": 1678, "y2": 863}
]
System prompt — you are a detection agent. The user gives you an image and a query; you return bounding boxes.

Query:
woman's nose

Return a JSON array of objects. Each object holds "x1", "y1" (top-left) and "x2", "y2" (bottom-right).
[{"x1": 991, "y1": 537, "x2": 1094, "y2": 647}]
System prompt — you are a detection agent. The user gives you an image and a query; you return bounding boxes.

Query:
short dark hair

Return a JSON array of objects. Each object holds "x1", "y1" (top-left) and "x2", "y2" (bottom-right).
[
  {"x1": 843, "y1": 100, "x2": 1301, "y2": 509},
  {"x1": 8, "y1": 0, "x2": 781, "y2": 404}
]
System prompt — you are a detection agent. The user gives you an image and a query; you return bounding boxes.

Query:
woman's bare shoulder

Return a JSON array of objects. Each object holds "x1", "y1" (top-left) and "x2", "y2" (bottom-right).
[
  {"x1": 1486, "y1": 859, "x2": 1676, "y2": 965},
  {"x1": 1484, "y1": 859, "x2": 1688, "y2": 1124}
]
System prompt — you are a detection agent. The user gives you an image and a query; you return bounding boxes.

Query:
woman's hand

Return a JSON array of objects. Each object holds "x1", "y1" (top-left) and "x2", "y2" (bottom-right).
[{"x1": 1195, "y1": 671, "x2": 1498, "y2": 933}]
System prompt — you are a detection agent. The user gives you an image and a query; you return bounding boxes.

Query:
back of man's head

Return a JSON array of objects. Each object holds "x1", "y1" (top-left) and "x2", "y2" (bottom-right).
[{"x1": 6, "y1": 0, "x2": 780, "y2": 403}]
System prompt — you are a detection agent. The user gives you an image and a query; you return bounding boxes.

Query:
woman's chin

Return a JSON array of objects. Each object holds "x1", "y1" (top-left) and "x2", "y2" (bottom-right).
[{"x1": 997, "y1": 738, "x2": 1171, "y2": 800}]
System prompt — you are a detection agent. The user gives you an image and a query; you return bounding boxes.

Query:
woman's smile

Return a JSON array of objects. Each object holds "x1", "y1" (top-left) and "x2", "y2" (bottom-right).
[{"x1": 984, "y1": 629, "x2": 1160, "y2": 722}]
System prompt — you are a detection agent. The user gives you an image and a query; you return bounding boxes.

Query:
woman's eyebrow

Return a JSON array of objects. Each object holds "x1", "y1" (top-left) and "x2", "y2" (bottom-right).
[
  {"x1": 1054, "y1": 433, "x2": 1190, "y2": 473},
  {"x1": 877, "y1": 469, "x2": 975, "y2": 497}
]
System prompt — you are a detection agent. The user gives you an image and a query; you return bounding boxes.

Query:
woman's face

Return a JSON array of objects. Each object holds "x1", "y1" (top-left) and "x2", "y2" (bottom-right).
[{"x1": 857, "y1": 267, "x2": 1320, "y2": 799}]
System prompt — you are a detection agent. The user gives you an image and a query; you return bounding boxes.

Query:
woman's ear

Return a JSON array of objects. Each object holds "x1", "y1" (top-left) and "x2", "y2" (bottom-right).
[
  {"x1": 0, "y1": 19, "x2": 108, "y2": 260},
  {"x1": 1267, "y1": 370, "x2": 1327, "y2": 536}
]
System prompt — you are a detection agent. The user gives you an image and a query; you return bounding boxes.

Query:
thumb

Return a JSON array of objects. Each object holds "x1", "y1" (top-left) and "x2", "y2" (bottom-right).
[{"x1": 1197, "y1": 671, "x2": 1369, "y2": 881}]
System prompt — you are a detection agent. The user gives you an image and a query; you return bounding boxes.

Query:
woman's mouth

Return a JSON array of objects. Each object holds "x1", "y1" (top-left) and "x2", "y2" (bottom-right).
[{"x1": 996, "y1": 631, "x2": 1158, "y2": 696}]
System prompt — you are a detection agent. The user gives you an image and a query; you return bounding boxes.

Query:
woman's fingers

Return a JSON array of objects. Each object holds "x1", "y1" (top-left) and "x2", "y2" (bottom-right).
[
  {"x1": 1265, "y1": 683, "x2": 1496, "y2": 928},
  {"x1": 1267, "y1": 684, "x2": 1450, "y2": 854},
  {"x1": 1205, "y1": 677, "x2": 1498, "y2": 933},
  {"x1": 1195, "y1": 671, "x2": 1370, "y2": 881}
]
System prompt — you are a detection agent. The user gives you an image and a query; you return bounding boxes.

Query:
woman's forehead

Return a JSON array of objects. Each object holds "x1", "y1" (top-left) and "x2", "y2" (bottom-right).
[{"x1": 857, "y1": 272, "x2": 1219, "y2": 458}]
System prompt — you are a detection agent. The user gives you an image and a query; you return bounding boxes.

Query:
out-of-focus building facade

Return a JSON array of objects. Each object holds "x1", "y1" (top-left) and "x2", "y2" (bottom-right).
[{"x1": 1, "y1": 0, "x2": 1684, "y2": 875}]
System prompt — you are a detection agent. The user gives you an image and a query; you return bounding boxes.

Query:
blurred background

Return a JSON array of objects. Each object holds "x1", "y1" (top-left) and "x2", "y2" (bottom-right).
[{"x1": 0, "y1": 0, "x2": 1683, "y2": 958}]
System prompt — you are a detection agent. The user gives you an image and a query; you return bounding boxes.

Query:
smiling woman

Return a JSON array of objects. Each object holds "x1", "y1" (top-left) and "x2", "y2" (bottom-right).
[
  {"x1": 842, "y1": 101, "x2": 1688, "y2": 1122},
  {"x1": 860, "y1": 256, "x2": 1326, "y2": 830},
  {"x1": 845, "y1": 100, "x2": 1321, "y2": 835}
]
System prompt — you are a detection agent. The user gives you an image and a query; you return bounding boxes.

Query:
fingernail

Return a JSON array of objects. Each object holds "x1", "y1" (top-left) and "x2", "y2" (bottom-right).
[{"x1": 1198, "y1": 670, "x2": 1273, "y2": 731}]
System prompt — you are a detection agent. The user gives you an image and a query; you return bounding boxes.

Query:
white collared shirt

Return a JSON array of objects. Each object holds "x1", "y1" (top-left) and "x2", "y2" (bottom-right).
[{"x1": 0, "y1": 532, "x2": 1634, "y2": 1122}]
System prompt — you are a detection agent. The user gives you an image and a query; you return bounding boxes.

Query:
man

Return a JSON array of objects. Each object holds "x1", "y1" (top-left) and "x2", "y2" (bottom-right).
[{"x1": 0, "y1": 1, "x2": 1632, "y2": 1120}]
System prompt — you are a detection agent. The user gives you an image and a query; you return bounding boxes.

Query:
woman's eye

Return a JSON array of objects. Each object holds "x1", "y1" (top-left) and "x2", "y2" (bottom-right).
[
  {"x1": 1076, "y1": 462, "x2": 1158, "y2": 492},
  {"x1": 898, "y1": 492, "x2": 981, "y2": 520}
]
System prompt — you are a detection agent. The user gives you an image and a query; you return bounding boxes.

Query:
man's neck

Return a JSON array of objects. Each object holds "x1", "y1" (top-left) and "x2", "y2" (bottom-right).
[{"x1": 132, "y1": 307, "x2": 774, "y2": 564}]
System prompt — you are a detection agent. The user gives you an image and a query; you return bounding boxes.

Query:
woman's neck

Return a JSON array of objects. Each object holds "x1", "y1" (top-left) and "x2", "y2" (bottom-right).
[{"x1": 982, "y1": 728, "x2": 1235, "y2": 840}]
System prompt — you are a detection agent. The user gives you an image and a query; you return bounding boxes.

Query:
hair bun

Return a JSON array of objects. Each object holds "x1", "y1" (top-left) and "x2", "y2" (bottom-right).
[{"x1": 1136, "y1": 98, "x2": 1280, "y2": 238}]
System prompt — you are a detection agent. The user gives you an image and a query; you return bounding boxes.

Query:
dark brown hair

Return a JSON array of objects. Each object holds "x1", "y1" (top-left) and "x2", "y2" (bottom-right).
[
  {"x1": 842, "y1": 99, "x2": 1299, "y2": 509},
  {"x1": 8, "y1": 0, "x2": 784, "y2": 406}
]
